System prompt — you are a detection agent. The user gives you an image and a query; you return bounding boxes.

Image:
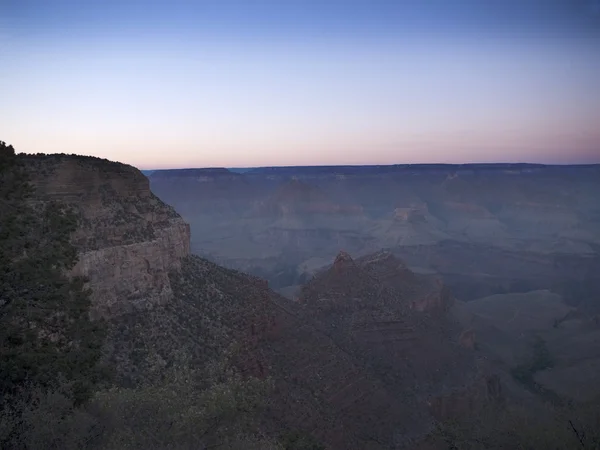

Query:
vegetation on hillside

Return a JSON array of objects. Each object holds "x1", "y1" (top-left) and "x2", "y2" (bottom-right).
[
  {"x1": 0, "y1": 141, "x2": 322, "y2": 449},
  {"x1": 0, "y1": 141, "x2": 107, "y2": 403},
  {"x1": 1, "y1": 141, "x2": 109, "y2": 448},
  {"x1": 3, "y1": 139, "x2": 598, "y2": 449}
]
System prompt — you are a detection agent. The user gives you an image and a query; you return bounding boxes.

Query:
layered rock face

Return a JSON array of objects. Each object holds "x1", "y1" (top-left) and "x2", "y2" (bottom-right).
[
  {"x1": 161, "y1": 248, "x2": 501, "y2": 448},
  {"x1": 166, "y1": 257, "x2": 405, "y2": 449},
  {"x1": 24, "y1": 154, "x2": 190, "y2": 318},
  {"x1": 16, "y1": 154, "x2": 506, "y2": 447},
  {"x1": 297, "y1": 250, "x2": 499, "y2": 445},
  {"x1": 300, "y1": 250, "x2": 453, "y2": 314},
  {"x1": 149, "y1": 164, "x2": 600, "y2": 311},
  {"x1": 256, "y1": 179, "x2": 364, "y2": 217}
]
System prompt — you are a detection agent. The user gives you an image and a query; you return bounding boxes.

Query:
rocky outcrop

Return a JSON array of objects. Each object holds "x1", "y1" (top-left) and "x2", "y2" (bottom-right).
[
  {"x1": 300, "y1": 250, "x2": 454, "y2": 314},
  {"x1": 297, "y1": 250, "x2": 492, "y2": 444},
  {"x1": 24, "y1": 154, "x2": 190, "y2": 318},
  {"x1": 332, "y1": 250, "x2": 355, "y2": 271},
  {"x1": 357, "y1": 251, "x2": 453, "y2": 313},
  {"x1": 69, "y1": 219, "x2": 189, "y2": 318}
]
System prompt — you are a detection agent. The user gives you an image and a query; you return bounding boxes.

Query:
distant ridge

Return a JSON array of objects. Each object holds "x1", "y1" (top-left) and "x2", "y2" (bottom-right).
[
  {"x1": 245, "y1": 163, "x2": 600, "y2": 175},
  {"x1": 144, "y1": 163, "x2": 600, "y2": 177},
  {"x1": 149, "y1": 167, "x2": 238, "y2": 178}
]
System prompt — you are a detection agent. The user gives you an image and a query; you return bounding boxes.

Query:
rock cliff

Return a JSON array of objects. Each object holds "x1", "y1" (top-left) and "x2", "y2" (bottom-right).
[
  {"x1": 15, "y1": 153, "x2": 504, "y2": 447},
  {"x1": 23, "y1": 154, "x2": 190, "y2": 318},
  {"x1": 297, "y1": 250, "x2": 500, "y2": 444}
]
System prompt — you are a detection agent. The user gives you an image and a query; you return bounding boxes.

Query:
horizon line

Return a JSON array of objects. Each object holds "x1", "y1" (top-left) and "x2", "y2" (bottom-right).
[
  {"x1": 145, "y1": 161, "x2": 600, "y2": 171},
  {"x1": 15, "y1": 151, "x2": 600, "y2": 171}
]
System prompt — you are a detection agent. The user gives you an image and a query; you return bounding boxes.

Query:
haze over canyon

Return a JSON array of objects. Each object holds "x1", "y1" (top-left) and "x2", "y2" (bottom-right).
[{"x1": 2, "y1": 0, "x2": 600, "y2": 448}]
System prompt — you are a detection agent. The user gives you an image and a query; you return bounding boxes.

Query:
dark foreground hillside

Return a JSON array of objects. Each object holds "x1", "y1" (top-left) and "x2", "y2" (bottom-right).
[
  {"x1": 0, "y1": 142, "x2": 281, "y2": 449},
  {"x1": 1, "y1": 141, "x2": 599, "y2": 449}
]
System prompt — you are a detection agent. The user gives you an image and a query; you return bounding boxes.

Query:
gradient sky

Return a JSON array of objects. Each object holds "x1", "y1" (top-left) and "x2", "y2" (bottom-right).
[{"x1": 1, "y1": 0, "x2": 600, "y2": 168}]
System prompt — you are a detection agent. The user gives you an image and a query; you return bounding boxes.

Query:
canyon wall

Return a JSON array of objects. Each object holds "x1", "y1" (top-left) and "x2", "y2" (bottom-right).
[{"x1": 24, "y1": 154, "x2": 190, "y2": 318}]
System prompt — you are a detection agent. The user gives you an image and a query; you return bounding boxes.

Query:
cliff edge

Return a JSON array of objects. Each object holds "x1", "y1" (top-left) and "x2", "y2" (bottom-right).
[{"x1": 23, "y1": 154, "x2": 190, "y2": 318}]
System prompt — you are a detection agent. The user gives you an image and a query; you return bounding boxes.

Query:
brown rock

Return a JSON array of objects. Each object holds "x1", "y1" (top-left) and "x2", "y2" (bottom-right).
[
  {"x1": 25, "y1": 154, "x2": 190, "y2": 318},
  {"x1": 295, "y1": 250, "x2": 495, "y2": 444}
]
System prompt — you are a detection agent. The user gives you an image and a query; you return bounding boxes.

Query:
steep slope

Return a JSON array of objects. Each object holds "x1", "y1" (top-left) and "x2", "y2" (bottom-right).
[
  {"x1": 170, "y1": 259, "x2": 404, "y2": 448},
  {"x1": 0, "y1": 151, "x2": 283, "y2": 449},
  {"x1": 298, "y1": 251, "x2": 501, "y2": 445},
  {"x1": 12, "y1": 149, "x2": 598, "y2": 448},
  {"x1": 160, "y1": 252, "x2": 497, "y2": 448},
  {"x1": 13, "y1": 151, "x2": 466, "y2": 448},
  {"x1": 19, "y1": 153, "x2": 264, "y2": 388},
  {"x1": 1, "y1": 150, "x2": 279, "y2": 449},
  {"x1": 23, "y1": 154, "x2": 190, "y2": 318}
]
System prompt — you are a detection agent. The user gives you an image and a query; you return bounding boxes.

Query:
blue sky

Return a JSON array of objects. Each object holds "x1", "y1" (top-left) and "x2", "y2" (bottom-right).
[{"x1": 1, "y1": 0, "x2": 599, "y2": 168}]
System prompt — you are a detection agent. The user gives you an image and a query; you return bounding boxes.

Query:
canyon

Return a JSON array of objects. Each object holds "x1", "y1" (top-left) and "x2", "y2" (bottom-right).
[
  {"x1": 149, "y1": 164, "x2": 600, "y2": 311},
  {"x1": 146, "y1": 161, "x2": 600, "y2": 446},
  {"x1": 3, "y1": 146, "x2": 599, "y2": 448},
  {"x1": 16, "y1": 153, "x2": 504, "y2": 447}
]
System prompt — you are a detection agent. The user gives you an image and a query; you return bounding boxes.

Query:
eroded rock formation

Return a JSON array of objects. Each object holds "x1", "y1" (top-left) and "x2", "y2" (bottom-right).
[
  {"x1": 24, "y1": 154, "x2": 190, "y2": 317},
  {"x1": 296, "y1": 250, "x2": 501, "y2": 444},
  {"x1": 19, "y1": 154, "x2": 506, "y2": 448}
]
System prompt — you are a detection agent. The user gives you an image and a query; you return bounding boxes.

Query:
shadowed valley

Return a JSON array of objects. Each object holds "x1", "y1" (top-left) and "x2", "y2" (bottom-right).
[{"x1": 149, "y1": 164, "x2": 600, "y2": 309}]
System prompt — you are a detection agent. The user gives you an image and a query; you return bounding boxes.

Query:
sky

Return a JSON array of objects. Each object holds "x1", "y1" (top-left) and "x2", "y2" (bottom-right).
[{"x1": 1, "y1": 0, "x2": 600, "y2": 169}]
